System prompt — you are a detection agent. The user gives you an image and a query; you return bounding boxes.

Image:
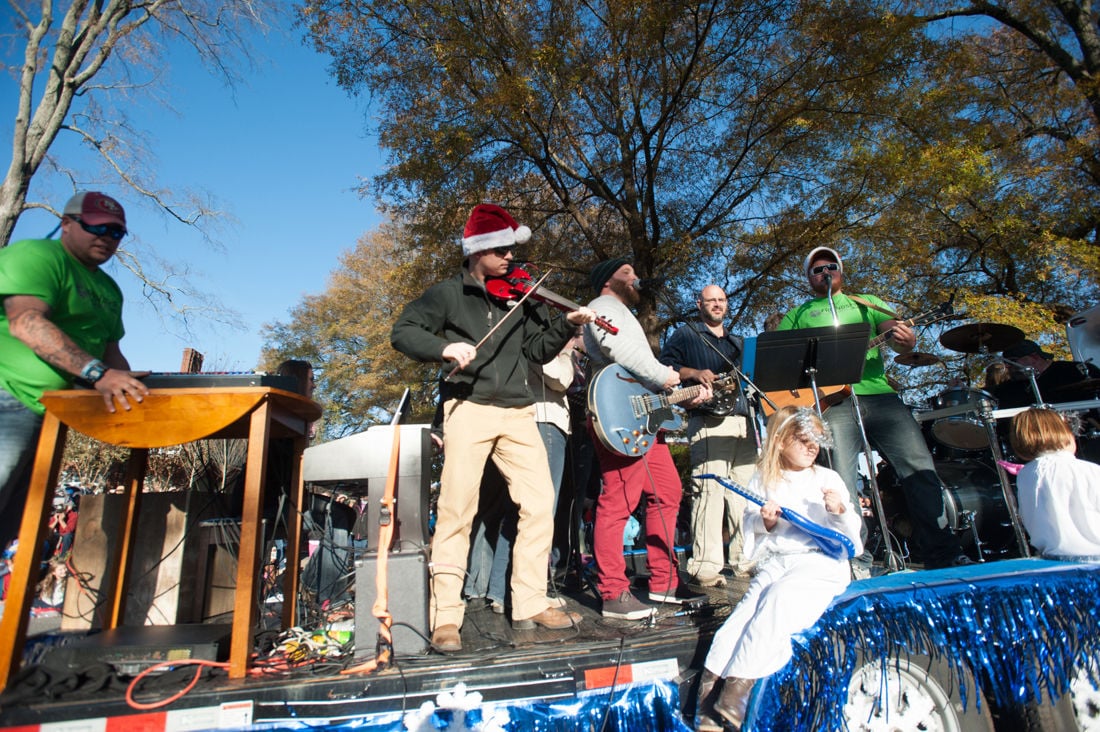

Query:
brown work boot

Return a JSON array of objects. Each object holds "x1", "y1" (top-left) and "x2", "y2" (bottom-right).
[
  {"x1": 430, "y1": 624, "x2": 462, "y2": 652},
  {"x1": 694, "y1": 669, "x2": 723, "y2": 732},
  {"x1": 512, "y1": 606, "x2": 582, "y2": 630},
  {"x1": 713, "y1": 676, "x2": 755, "y2": 730}
]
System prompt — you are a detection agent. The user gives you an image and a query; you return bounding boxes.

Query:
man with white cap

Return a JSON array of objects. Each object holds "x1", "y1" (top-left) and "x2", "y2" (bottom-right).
[
  {"x1": 391, "y1": 203, "x2": 595, "y2": 652},
  {"x1": 776, "y1": 246, "x2": 969, "y2": 571},
  {"x1": 0, "y1": 191, "x2": 148, "y2": 555}
]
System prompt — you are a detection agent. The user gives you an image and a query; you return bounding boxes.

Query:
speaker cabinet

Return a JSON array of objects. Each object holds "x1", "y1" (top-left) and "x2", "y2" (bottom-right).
[{"x1": 354, "y1": 549, "x2": 430, "y2": 657}]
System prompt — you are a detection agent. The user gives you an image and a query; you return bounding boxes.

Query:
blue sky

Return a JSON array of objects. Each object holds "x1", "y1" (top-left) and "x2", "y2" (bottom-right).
[{"x1": 3, "y1": 20, "x2": 382, "y2": 372}]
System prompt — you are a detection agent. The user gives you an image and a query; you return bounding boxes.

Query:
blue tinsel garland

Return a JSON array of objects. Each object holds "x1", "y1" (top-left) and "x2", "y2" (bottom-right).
[
  {"x1": 224, "y1": 677, "x2": 689, "y2": 731},
  {"x1": 749, "y1": 558, "x2": 1100, "y2": 731}
]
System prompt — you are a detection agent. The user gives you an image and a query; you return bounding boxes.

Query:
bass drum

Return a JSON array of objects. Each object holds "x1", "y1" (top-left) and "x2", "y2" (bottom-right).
[{"x1": 875, "y1": 458, "x2": 1017, "y2": 561}]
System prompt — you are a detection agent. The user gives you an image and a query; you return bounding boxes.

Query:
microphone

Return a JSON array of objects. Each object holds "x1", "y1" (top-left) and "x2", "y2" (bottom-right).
[{"x1": 632, "y1": 277, "x2": 664, "y2": 292}]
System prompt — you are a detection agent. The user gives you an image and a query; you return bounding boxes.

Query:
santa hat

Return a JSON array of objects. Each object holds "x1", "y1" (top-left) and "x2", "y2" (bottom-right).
[{"x1": 461, "y1": 204, "x2": 531, "y2": 256}]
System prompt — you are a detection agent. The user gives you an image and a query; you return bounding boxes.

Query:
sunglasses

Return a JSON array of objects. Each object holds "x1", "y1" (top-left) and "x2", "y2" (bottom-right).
[
  {"x1": 810, "y1": 263, "x2": 839, "y2": 275},
  {"x1": 491, "y1": 246, "x2": 514, "y2": 257},
  {"x1": 74, "y1": 217, "x2": 127, "y2": 241}
]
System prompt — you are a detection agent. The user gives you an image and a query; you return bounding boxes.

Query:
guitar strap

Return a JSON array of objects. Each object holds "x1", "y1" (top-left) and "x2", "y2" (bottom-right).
[{"x1": 846, "y1": 294, "x2": 898, "y2": 319}]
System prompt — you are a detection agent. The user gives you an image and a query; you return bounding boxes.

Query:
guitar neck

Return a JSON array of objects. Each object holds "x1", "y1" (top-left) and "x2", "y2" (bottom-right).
[
  {"x1": 663, "y1": 374, "x2": 737, "y2": 408},
  {"x1": 867, "y1": 314, "x2": 914, "y2": 350}
]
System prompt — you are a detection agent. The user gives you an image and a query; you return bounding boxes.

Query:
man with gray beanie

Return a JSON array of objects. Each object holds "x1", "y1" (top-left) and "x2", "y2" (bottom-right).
[
  {"x1": 776, "y1": 246, "x2": 969, "y2": 571},
  {"x1": 583, "y1": 257, "x2": 709, "y2": 620},
  {"x1": 0, "y1": 191, "x2": 148, "y2": 555}
]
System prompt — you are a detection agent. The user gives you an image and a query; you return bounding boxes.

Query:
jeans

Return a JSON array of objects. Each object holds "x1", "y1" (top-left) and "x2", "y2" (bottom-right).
[
  {"x1": 0, "y1": 390, "x2": 44, "y2": 552},
  {"x1": 824, "y1": 393, "x2": 961, "y2": 561},
  {"x1": 467, "y1": 423, "x2": 567, "y2": 606}
]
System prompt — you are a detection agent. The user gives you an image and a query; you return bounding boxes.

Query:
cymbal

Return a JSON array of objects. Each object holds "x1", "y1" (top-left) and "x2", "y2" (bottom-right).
[
  {"x1": 939, "y1": 323, "x2": 1025, "y2": 354},
  {"x1": 894, "y1": 352, "x2": 942, "y2": 367},
  {"x1": 1054, "y1": 378, "x2": 1100, "y2": 392}
]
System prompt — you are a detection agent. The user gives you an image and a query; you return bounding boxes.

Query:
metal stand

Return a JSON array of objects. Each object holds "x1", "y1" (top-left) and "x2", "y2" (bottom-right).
[
  {"x1": 848, "y1": 390, "x2": 906, "y2": 573},
  {"x1": 977, "y1": 397, "x2": 1031, "y2": 558},
  {"x1": 752, "y1": 324, "x2": 903, "y2": 571}
]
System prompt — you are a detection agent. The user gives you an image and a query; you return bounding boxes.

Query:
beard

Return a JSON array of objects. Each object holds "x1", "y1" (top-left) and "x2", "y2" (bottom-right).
[{"x1": 609, "y1": 277, "x2": 641, "y2": 306}]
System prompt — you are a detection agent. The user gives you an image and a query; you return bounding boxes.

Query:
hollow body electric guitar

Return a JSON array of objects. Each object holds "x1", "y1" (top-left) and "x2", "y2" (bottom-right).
[
  {"x1": 695, "y1": 473, "x2": 856, "y2": 560},
  {"x1": 761, "y1": 300, "x2": 954, "y2": 416},
  {"x1": 588, "y1": 364, "x2": 738, "y2": 457}
]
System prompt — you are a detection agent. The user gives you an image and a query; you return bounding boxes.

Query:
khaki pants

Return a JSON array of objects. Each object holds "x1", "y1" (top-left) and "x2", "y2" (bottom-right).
[
  {"x1": 686, "y1": 414, "x2": 757, "y2": 579},
  {"x1": 432, "y1": 400, "x2": 555, "y2": 629}
]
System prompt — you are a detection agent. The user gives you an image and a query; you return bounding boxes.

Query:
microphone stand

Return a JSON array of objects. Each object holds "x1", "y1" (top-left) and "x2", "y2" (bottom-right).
[
  {"x1": 825, "y1": 274, "x2": 904, "y2": 573},
  {"x1": 647, "y1": 283, "x2": 770, "y2": 452}
]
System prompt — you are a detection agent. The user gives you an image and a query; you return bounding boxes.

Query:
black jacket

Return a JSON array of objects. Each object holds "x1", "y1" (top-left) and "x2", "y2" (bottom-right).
[{"x1": 391, "y1": 267, "x2": 574, "y2": 407}]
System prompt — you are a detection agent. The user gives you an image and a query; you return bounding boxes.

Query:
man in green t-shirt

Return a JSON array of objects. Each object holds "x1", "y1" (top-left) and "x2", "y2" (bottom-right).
[
  {"x1": 777, "y1": 246, "x2": 968, "y2": 571},
  {"x1": 0, "y1": 191, "x2": 148, "y2": 552}
]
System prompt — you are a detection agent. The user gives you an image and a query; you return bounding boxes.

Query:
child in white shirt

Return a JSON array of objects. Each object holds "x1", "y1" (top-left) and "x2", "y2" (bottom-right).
[{"x1": 1009, "y1": 408, "x2": 1100, "y2": 559}]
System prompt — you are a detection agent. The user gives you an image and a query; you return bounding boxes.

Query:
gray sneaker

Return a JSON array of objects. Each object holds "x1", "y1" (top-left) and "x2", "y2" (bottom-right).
[
  {"x1": 648, "y1": 584, "x2": 708, "y2": 605},
  {"x1": 602, "y1": 590, "x2": 656, "y2": 620}
]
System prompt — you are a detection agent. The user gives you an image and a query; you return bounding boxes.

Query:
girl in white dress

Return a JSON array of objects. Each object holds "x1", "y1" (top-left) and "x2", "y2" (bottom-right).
[{"x1": 695, "y1": 406, "x2": 863, "y2": 731}]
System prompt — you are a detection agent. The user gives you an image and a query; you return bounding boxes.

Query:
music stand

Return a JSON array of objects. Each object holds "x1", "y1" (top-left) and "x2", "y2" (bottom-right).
[
  {"x1": 752, "y1": 323, "x2": 870, "y2": 393},
  {"x1": 752, "y1": 322, "x2": 904, "y2": 572}
]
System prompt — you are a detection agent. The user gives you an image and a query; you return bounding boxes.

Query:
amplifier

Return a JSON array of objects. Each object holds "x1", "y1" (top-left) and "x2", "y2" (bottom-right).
[
  {"x1": 39, "y1": 623, "x2": 232, "y2": 676},
  {"x1": 354, "y1": 550, "x2": 430, "y2": 657}
]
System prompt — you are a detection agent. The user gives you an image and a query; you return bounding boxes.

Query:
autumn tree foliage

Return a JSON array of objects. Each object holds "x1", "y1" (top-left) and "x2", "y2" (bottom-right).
[{"x1": 277, "y1": 0, "x2": 1100, "y2": 432}]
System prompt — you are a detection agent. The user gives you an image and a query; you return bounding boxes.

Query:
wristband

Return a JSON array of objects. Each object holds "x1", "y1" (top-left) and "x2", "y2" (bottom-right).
[{"x1": 80, "y1": 359, "x2": 109, "y2": 384}]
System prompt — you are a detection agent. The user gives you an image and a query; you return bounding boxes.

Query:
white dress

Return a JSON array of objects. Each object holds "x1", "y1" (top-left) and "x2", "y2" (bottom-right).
[
  {"x1": 703, "y1": 465, "x2": 864, "y2": 679},
  {"x1": 1016, "y1": 450, "x2": 1100, "y2": 558}
]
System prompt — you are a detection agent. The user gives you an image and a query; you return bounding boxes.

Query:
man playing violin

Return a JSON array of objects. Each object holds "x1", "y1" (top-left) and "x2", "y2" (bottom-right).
[
  {"x1": 660, "y1": 285, "x2": 758, "y2": 587},
  {"x1": 777, "y1": 247, "x2": 968, "y2": 571},
  {"x1": 391, "y1": 204, "x2": 595, "y2": 652}
]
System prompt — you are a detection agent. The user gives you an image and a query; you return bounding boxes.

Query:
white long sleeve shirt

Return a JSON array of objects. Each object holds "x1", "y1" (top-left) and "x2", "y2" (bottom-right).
[
  {"x1": 1016, "y1": 450, "x2": 1100, "y2": 558},
  {"x1": 583, "y1": 294, "x2": 672, "y2": 392},
  {"x1": 741, "y1": 465, "x2": 865, "y2": 562}
]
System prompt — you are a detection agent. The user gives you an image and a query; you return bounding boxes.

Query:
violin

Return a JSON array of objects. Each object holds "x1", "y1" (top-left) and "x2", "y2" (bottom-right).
[{"x1": 485, "y1": 266, "x2": 618, "y2": 334}]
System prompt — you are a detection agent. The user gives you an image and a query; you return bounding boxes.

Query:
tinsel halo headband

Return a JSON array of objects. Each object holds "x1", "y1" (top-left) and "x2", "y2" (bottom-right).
[{"x1": 775, "y1": 407, "x2": 834, "y2": 449}]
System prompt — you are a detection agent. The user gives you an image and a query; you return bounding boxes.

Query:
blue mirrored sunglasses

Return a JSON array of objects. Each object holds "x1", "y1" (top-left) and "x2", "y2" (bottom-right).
[{"x1": 74, "y1": 217, "x2": 127, "y2": 241}]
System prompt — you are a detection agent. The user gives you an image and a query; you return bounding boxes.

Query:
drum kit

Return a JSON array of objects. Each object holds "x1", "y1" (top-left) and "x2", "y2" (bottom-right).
[{"x1": 883, "y1": 322, "x2": 1035, "y2": 562}]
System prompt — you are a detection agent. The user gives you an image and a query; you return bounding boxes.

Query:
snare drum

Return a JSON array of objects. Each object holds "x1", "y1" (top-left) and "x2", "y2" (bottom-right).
[{"x1": 929, "y1": 387, "x2": 997, "y2": 451}]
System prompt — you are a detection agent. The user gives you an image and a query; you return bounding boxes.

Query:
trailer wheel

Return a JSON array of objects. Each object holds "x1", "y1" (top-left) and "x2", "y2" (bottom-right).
[
  {"x1": 843, "y1": 654, "x2": 994, "y2": 732},
  {"x1": 1013, "y1": 668, "x2": 1099, "y2": 731}
]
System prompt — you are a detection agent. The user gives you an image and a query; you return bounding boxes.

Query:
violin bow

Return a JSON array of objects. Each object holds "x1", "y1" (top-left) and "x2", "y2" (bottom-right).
[{"x1": 444, "y1": 267, "x2": 555, "y2": 381}]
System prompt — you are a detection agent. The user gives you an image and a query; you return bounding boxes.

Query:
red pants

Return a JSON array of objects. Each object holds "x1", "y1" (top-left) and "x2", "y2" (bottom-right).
[{"x1": 589, "y1": 424, "x2": 684, "y2": 600}]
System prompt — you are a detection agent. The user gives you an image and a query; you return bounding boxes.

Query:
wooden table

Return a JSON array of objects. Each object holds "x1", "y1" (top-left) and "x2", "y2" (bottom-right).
[{"x1": 0, "y1": 387, "x2": 321, "y2": 687}]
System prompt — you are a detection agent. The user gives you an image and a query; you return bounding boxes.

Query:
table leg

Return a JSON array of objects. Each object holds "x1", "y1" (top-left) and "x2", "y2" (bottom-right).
[
  {"x1": 228, "y1": 400, "x2": 272, "y2": 678},
  {"x1": 281, "y1": 436, "x2": 307, "y2": 628},
  {"x1": 0, "y1": 414, "x2": 68, "y2": 689},
  {"x1": 101, "y1": 449, "x2": 149, "y2": 629}
]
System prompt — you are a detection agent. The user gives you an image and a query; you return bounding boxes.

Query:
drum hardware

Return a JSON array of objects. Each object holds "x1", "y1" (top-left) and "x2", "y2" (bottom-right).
[
  {"x1": 990, "y1": 398, "x2": 1100, "y2": 421},
  {"x1": 955, "y1": 509, "x2": 985, "y2": 562},
  {"x1": 940, "y1": 322, "x2": 1026, "y2": 354},
  {"x1": 894, "y1": 352, "x2": 943, "y2": 367},
  {"x1": 920, "y1": 387, "x2": 998, "y2": 452},
  {"x1": 975, "y1": 399, "x2": 1031, "y2": 557}
]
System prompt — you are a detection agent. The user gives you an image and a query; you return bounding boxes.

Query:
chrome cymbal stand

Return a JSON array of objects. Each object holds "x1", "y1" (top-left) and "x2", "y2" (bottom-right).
[
  {"x1": 976, "y1": 394, "x2": 1031, "y2": 558},
  {"x1": 848, "y1": 390, "x2": 906, "y2": 573}
]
